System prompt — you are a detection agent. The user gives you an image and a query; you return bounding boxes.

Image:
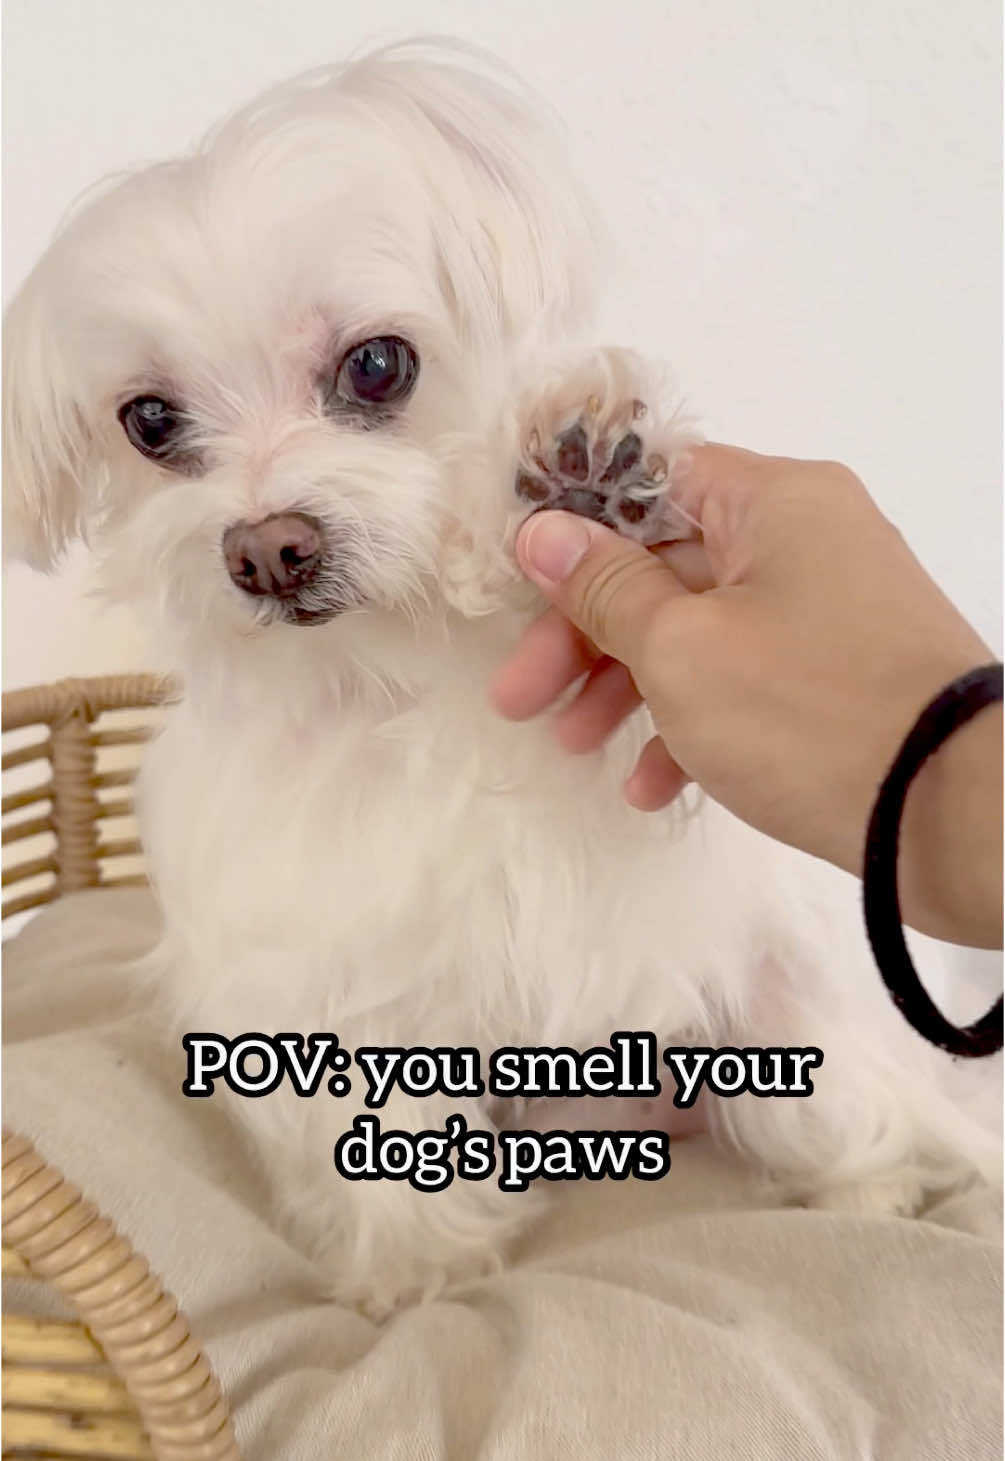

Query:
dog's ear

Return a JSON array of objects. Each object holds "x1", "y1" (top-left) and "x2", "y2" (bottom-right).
[
  {"x1": 3, "y1": 269, "x2": 98, "y2": 569},
  {"x1": 334, "y1": 44, "x2": 607, "y2": 344}
]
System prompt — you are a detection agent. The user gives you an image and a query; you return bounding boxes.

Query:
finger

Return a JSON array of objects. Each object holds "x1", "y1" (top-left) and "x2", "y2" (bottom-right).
[
  {"x1": 624, "y1": 735, "x2": 690, "y2": 811},
  {"x1": 516, "y1": 512, "x2": 688, "y2": 668},
  {"x1": 673, "y1": 442, "x2": 770, "y2": 514},
  {"x1": 554, "y1": 657, "x2": 643, "y2": 753},
  {"x1": 670, "y1": 443, "x2": 791, "y2": 582},
  {"x1": 490, "y1": 604, "x2": 600, "y2": 721},
  {"x1": 653, "y1": 538, "x2": 716, "y2": 592}
]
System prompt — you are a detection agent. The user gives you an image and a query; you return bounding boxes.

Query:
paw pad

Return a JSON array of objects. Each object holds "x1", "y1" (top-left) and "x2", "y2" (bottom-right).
[
  {"x1": 515, "y1": 412, "x2": 675, "y2": 543},
  {"x1": 512, "y1": 351, "x2": 699, "y2": 546}
]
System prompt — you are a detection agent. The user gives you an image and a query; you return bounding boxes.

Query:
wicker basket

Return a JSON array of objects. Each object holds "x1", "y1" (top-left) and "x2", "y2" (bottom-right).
[{"x1": 2, "y1": 676, "x2": 241, "y2": 1460}]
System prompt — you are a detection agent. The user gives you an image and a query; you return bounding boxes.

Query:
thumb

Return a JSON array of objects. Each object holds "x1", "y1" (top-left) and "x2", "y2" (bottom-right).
[{"x1": 515, "y1": 510, "x2": 685, "y2": 664}]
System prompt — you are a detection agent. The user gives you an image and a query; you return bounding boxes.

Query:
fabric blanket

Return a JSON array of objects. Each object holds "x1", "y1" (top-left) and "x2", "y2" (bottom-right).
[{"x1": 3, "y1": 889, "x2": 1001, "y2": 1459}]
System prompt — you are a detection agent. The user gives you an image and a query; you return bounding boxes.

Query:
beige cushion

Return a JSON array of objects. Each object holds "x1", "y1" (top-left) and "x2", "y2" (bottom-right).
[{"x1": 4, "y1": 889, "x2": 1002, "y2": 1460}]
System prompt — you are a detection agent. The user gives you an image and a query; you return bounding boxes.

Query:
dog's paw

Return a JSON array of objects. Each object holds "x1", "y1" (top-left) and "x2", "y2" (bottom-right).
[
  {"x1": 804, "y1": 1171, "x2": 925, "y2": 1219},
  {"x1": 323, "y1": 1244, "x2": 504, "y2": 1324},
  {"x1": 514, "y1": 348, "x2": 700, "y2": 545}
]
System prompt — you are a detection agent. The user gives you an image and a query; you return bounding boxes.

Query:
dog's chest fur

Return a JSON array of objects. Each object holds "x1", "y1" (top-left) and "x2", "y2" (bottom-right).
[{"x1": 138, "y1": 632, "x2": 783, "y2": 1054}]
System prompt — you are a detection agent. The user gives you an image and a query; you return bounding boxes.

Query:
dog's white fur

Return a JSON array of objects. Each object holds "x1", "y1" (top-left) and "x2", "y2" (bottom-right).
[{"x1": 4, "y1": 42, "x2": 999, "y2": 1316}]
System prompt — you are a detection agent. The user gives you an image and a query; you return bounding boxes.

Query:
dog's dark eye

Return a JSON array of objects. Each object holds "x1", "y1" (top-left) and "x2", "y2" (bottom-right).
[
  {"x1": 335, "y1": 337, "x2": 418, "y2": 408},
  {"x1": 118, "y1": 396, "x2": 186, "y2": 461}
]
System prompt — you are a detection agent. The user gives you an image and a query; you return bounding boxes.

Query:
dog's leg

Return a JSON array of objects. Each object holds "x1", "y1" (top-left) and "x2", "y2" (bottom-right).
[
  {"x1": 268, "y1": 1084, "x2": 546, "y2": 1321},
  {"x1": 442, "y1": 344, "x2": 700, "y2": 616},
  {"x1": 709, "y1": 957, "x2": 994, "y2": 1216}
]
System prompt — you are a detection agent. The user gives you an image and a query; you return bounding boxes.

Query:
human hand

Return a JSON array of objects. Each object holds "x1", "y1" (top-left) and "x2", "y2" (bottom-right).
[{"x1": 491, "y1": 445, "x2": 1001, "y2": 946}]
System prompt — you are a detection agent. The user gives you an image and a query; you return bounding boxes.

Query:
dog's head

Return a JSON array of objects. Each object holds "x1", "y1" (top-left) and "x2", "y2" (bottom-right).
[{"x1": 4, "y1": 44, "x2": 599, "y2": 668}]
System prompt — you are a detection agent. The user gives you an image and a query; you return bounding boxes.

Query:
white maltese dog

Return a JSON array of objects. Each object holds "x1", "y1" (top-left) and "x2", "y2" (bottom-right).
[{"x1": 4, "y1": 41, "x2": 998, "y2": 1317}]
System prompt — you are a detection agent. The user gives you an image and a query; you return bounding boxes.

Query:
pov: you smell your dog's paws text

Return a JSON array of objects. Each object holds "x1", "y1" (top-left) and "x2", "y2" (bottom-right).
[{"x1": 181, "y1": 1031, "x2": 823, "y2": 1193}]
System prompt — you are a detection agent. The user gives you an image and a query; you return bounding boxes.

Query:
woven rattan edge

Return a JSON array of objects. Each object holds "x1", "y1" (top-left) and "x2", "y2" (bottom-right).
[
  {"x1": 3, "y1": 678, "x2": 242, "y2": 1457},
  {"x1": 2, "y1": 674, "x2": 178, "y2": 733},
  {"x1": 2, "y1": 1129, "x2": 240, "y2": 1460},
  {"x1": 3, "y1": 674, "x2": 179, "y2": 918}
]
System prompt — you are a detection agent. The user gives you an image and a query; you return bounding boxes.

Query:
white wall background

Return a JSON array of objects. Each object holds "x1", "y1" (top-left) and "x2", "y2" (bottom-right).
[
  {"x1": 4, "y1": 0, "x2": 1001, "y2": 684},
  {"x1": 2, "y1": 5, "x2": 1001, "y2": 993}
]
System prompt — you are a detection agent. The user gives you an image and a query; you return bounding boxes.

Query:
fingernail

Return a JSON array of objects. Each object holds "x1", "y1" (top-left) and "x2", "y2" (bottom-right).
[{"x1": 519, "y1": 512, "x2": 592, "y2": 584}]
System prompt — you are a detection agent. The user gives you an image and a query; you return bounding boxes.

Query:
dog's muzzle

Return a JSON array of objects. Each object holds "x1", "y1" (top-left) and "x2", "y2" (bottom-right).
[{"x1": 222, "y1": 512, "x2": 339, "y2": 625}]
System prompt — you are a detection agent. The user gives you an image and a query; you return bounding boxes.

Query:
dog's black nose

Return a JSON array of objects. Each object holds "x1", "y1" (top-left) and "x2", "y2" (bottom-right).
[{"x1": 223, "y1": 513, "x2": 324, "y2": 597}]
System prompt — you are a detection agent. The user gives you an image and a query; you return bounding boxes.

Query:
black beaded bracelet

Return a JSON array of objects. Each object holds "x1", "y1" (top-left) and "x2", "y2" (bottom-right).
[{"x1": 862, "y1": 663, "x2": 1003, "y2": 1057}]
